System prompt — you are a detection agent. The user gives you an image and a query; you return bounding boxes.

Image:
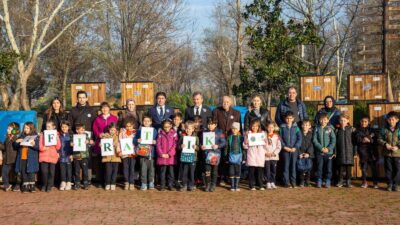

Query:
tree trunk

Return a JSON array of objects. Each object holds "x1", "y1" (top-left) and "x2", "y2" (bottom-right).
[
  {"x1": 0, "y1": 84, "x2": 10, "y2": 109},
  {"x1": 62, "y1": 61, "x2": 71, "y2": 107},
  {"x1": 20, "y1": 74, "x2": 30, "y2": 110}
]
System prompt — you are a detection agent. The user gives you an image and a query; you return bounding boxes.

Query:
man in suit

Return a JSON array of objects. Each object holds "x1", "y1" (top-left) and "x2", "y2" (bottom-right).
[
  {"x1": 184, "y1": 92, "x2": 212, "y2": 129},
  {"x1": 148, "y1": 92, "x2": 174, "y2": 130},
  {"x1": 212, "y1": 96, "x2": 241, "y2": 135}
]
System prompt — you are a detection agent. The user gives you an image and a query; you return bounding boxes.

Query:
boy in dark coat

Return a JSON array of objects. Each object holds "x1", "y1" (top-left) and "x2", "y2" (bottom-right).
[{"x1": 298, "y1": 120, "x2": 314, "y2": 187}]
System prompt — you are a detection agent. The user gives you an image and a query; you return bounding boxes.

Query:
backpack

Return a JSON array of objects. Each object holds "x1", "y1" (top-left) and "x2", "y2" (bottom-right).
[
  {"x1": 180, "y1": 152, "x2": 195, "y2": 163},
  {"x1": 228, "y1": 136, "x2": 242, "y2": 165},
  {"x1": 206, "y1": 150, "x2": 221, "y2": 166},
  {"x1": 297, "y1": 158, "x2": 313, "y2": 172}
]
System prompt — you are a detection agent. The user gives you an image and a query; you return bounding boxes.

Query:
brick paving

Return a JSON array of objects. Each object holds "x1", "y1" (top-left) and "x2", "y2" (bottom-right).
[{"x1": 0, "y1": 181, "x2": 399, "y2": 225}]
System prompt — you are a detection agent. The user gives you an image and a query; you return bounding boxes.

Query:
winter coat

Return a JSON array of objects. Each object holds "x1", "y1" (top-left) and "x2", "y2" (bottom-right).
[
  {"x1": 119, "y1": 128, "x2": 137, "y2": 159},
  {"x1": 313, "y1": 125, "x2": 336, "y2": 156},
  {"x1": 213, "y1": 107, "x2": 242, "y2": 135},
  {"x1": 265, "y1": 133, "x2": 282, "y2": 161},
  {"x1": 39, "y1": 132, "x2": 62, "y2": 164},
  {"x1": 244, "y1": 108, "x2": 271, "y2": 131},
  {"x1": 335, "y1": 126, "x2": 356, "y2": 165},
  {"x1": 14, "y1": 134, "x2": 39, "y2": 173},
  {"x1": 225, "y1": 134, "x2": 246, "y2": 162},
  {"x1": 354, "y1": 127, "x2": 378, "y2": 162},
  {"x1": 275, "y1": 99, "x2": 308, "y2": 126},
  {"x1": 59, "y1": 133, "x2": 73, "y2": 163},
  {"x1": 177, "y1": 133, "x2": 200, "y2": 162},
  {"x1": 243, "y1": 131, "x2": 267, "y2": 167},
  {"x1": 68, "y1": 103, "x2": 98, "y2": 132},
  {"x1": 72, "y1": 133, "x2": 91, "y2": 160},
  {"x1": 41, "y1": 111, "x2": 69, "y2": 132},
  {"x1": 279, "y1": 123, "x2": 302, "y2": 151},
  {"x1": 101, "y1": 133, "x2": 121, "y2": 163},
  {"x1": 148, "y1": 105, "x2": 174, "y2": 130},
  {"x1": 92, "y1": 114, "x2": 119, "y2": 154},
  {"x1": 299, "y1": 131, "x2": 314, "y2": 158},
  {"x1": 315, "y1": 107, "x2": 341, "y2": 128},
  {"x1": 202, "y1": 128, "x2": 226, "y2": 164},
  {"x1": 0, "y1": 135, "x2": 18, "y2": 165},
  {"x1": 156, "y1": 129, "x2": 178, "y2": 165},
  {"x1": 378, "y1": 126, "x2": 400, "y2": 158},
  {"x1": 133, "y1": 127, "x2": 158, "y2": 159}
]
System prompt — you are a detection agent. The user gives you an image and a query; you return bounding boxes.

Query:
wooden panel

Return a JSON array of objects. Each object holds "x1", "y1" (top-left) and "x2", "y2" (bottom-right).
[
  {"x1": 71, "y1": 83, "x2": 106, "y2": 107},
  {"x1": 300, "y1": 75, "x2": 336, "y2": 102},
  {"x1": 269, "y1": 106, "x2": 277, "y2": 122},
  {"x1": 352, "y1": 156, "x2": 362, "y2": 178},
  {"x1": 121, "y1": 82, "x2": 154, "y2": 107},
  {"x1": 368, "y1": 103, "x2": 400, "y2": 129},
  {"x1": 317, "y1": 104, "x2": 354, "y2": 125},
  {"x1": 110, "y1": 109, "x2": 124, "y2": 118},
  {"x1": 348, "y1": 74, "x2": 386, "y2": 101}
]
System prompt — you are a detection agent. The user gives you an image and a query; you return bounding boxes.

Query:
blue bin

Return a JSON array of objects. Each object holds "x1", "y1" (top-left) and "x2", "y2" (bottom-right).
[{"x1": 0, "y1": 111, "x2": 37, "y2": 142}]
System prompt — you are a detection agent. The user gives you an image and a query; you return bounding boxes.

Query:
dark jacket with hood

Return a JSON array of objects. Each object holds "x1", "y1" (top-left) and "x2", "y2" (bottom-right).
[
  {"x1": 314, "y1": 96, "x2": 341, "y2": 128},
  {"x1": 69, "y1": 103, "x2": 98, "y2": 132},
  {"x1": 244, "y1": 108, "x2": 271, "y2": 131}
]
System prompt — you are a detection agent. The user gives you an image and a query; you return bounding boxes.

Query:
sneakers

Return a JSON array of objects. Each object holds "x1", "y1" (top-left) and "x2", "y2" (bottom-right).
[
  {"x1": 317, "y1": 181, "x2": 322, "y2": 188},
  {"x1": 266, "y1": 183, "x2": 272, "y2": 189},
  {"x1": 250, "y1": 187, "x2": 256, "y2": 191},
  {"x1": 325, "y1": 180, "x2": 331, "y2": 188},
  {"x1": 4, "y1": 185, "x2": 12, "y2": 192},
  {"x1": 65, "y1": 182, "x2": 72, "y2": 191},
  {"x1": 336, "y1": 182, "x2": 344, "y2": 188},
  {"x1": 60, "y1": 182, "x2": 67, "y2": 191},
  {"x1": 179, "y1": 185, "x2": 187, "y2": 192},
  {"x1": 387, "y1": 185, "x2": 393, "y2": 192},
  {"x1": 13, "y1": 184, "x2": 20, "y2": 192},
  {"x1": 148, "y1": 182, "x2": 155, "y2": 190},
  {"x1": 30, "y1": 184, "x2": 36, "y2": 193},
  {"x1": 259, "y1": 187, "x2": 265, "y2": 191},
  {"x1": 105, "y1": 185, "x2": 111, "y2": 191},
  {"x1": 291, "y1": 183, "x2": 297, "y2": 189},
  {"x1": 73, "y1": 185, "x2": 81, "y2": 190},
  {"x1": 219, "y1": 181, "x2": 226, "y2": 187},
  {"x1": 21, "y1": 185, "x2": 28, "y2": 193},
  {"x1": 393, "y1": 186, "x2": 399, "y2": 192},
  {"x1": 373, "y1": 184, "x2": 379, "y2": 189},
  {"x1": 361, "y1": 182, "x2": 368, "y2": 188},
  {"x1": 140, "y1": 184, "x2": 148, "y2": 191},
  {"x1": 110, "y1": 185, "x2": 116, "y2": 191},
  {"x1": 271, "y1": 183, "x2": 277, "y2": 189},
  {"x1": 124, "y1": 182, "x2": 129, "y2": 190},
  {"x1": 129, "y1": 184, "x2": 135, "y2": 191}
]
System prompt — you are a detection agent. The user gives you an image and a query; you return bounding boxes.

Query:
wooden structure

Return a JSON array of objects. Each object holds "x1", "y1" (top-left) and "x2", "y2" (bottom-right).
[
  {"x1": 348, "y1": 74, "x2": 386, "y2": 101},
  {"x1": 317, "y1": 104, "x2": 354, "y2": 125},
  {"x1": 71, "y1": 82, "x2": 106, "y2": 107},
  {"x1": 269, "y1": 106, "x2": 277, "y2": 122},
  {"x1": 368, "y1": 102, "x2": 400, "y2": 129},
  {"x1": 121, "y1": 82, "x2": 154, "y2": 107},
  {"x1": 300, "y1": 75, "x2": 337, "y2": 102}
]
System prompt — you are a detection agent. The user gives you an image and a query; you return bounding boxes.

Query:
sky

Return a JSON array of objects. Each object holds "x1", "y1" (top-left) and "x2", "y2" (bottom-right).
[{"x1": 186, "y1": 0, "x2": 215, "y2": 45}]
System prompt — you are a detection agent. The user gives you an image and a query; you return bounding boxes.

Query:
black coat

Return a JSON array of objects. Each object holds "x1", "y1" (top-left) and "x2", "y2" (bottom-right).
[
  {"x1": 41, "y1": 111, "x2": 69, "y2": 132},
  {"x1": 244, "y1": 108, "x2": 271, "y2": 131},
  {"x1": 69, "y1": 104, "x2": 98, "y2": 132},
  {"x1": 184, "y1": 105, "x2": 212, "y2": 128},
  {"x1": 299, "y1": 131, "x2": 314, "y2": 158},
  {"x1": 335, "y1": 126, "x2": 356, "y2": 165},
  {"x1": 0, "y1": 135, "x2": 18, "y2": 165},
  {"x1": 354, "y1": 127, "x2": 378, "y2": 163}
]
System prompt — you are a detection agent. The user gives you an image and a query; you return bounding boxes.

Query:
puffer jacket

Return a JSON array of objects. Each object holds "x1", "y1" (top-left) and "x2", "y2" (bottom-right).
[
  {"x1": 279, "y1": 123, "x2": 302, "y2": 150},
  {"x1": 265, "y1": 133, "x2": 282, "y2": 161},
  {"x1": 243, "y1": 131, "x2": 267, "y2": 167},
  {"x1": 378, "y1": 126, "x2": 400, "y2": 158},
  {"x1": 244, "y1": 108, "x2": 271, "y2": 131},
  {"x1": 313, "y1": 125, "x2": 336, "y2": 156},
  {"x1": 275, "y1": 99, "x2": 308, "y2": 126},
  {"x1": 299, "y1": 131, "x2": 314, "y2": 158},
  {"x1": 0, "y1": 135, "x2": 18, "y2": 165},
  {"x1": 39, "y1": 132, "x2": 62, "y2": 164},
  {"x1": 335, "y1": 126, "x2": 356, "y2": 165},
  {"x1": 156, "y1": 129, "x2": 178, "y2": 165}
]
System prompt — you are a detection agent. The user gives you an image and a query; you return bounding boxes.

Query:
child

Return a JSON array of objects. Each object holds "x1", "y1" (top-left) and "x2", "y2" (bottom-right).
[
  {"x1": 101, "y1": 123, "x2": 122, "y2": 191},
  {"x1": 59, "y1": 121, "x2": 73, "y2": 191},
  {"x1": 172, "y1": 112, "x2": 184, "y2": 137},
  {"x1": 172, "y1": 112, "x2": 184, "y2": 187},
  {"x1": 119, "y1": 119, "x2": 137, "y2": 191},
  {"x1": 156, "y1": 119, "x2": 178, "y2": 191},
  {"x1": 134, "y1": 115, "x2": 157, "y2": 191},
  {"x1": 378, "y1": 111, "x2": 400, "y2": 192},
  {"x1": 0, "y1": 122, "x2": 20, "y2": 191},
  {"x1": 72, "y1": 123, "x2": 94, "y2": 190},
  {"x1": 354, "y1": 116, "x2": 379, "y2": 188},
  {"x1": 313, "y1": 113, "x2": 336, "y2": 188},
  {"x1": 14, "y1": 122, "x2": 39, "y2": 193},
  {"x1": 201, "y1": 118, "x2": 226, "y2": 192},
  {"x1": 298, "y1": 120, "x2": 314, "y2": 187},
  {"x1": 280, "y1": 111, "x2": 302, "y2": 188},
  {"x1": 243, "y1": 119, "x2": 267, "y2": 191},
  {"x1": 39, "y1": 120, "x2": 62, "y2": 192},
  {"x1": 335, "y1": 114, "x2": 356, "y2": 188},
  {"x1": 226, "y1": 122, "x2": 245, "y2": 191},
  {"x1": 264, "y1": 122, "x2": 281, "y2": 189},
  {"x1": 178, "y1": 121, "x2": 199, "y2": 191},
  {"x1": 193, "y1": 115, "x2": 204, "y2": 187}
]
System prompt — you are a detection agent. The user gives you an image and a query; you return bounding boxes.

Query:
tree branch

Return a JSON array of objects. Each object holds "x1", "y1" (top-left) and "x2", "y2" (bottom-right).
[{"x1": 2, "y1": 0, "x2": 20, "y2": 54}]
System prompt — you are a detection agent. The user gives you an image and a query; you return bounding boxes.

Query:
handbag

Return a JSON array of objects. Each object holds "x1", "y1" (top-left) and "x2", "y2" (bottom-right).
[
  {"x1": 297, "y1": 158, "x2": 313, "y2": 172},
  {"x1": 206, "y1": 150, "x2": 221, "y2": 166},
  {"x1": 228, "y1": 136, "x2": 243, "y2": 165}
]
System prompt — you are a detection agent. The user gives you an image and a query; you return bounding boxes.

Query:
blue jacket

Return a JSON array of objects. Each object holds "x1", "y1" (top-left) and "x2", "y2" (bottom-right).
[
  {"x1": 148, "y1": 105, "x2": 174, "y2": 130},
  {"x1": 275, "y1": 99, "x2": 308, "y2": 126},
  {"x1": 133, "y1": 127, "x2": 158, "y2": 159},
  {"x1": 14, "y1": 134, "x2": 39, "y2": 174},
  {"x1": 59, "y1": 133, "x2": 73, "y2": 163},
  {"x1": 279, "y1": 123, "x2": 302, "y2": 150}
]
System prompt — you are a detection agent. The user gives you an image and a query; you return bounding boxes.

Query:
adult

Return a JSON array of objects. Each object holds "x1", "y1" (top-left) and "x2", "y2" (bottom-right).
[
  {"x1": 41, "y1": 97, "x2": 68, "y2": 132},
  {"x1": 244, "y1": 94, "x2": 271, "y2": 131},
  {"x1": 184, "y1": 92, "x2": 212, "y2": 128},
  {"x1": 315, "y1": 96, "x2": 341, "y2": 128},
  {"x1": 212, "y1": 96, "x2": 241, "y2": 135},
  {"x1": 148, "y1": 92, "x2": 174, "y2": 130},
  {"x1": 69, "y1": 90, "x2": 97, "y2": 133},
  {"x1": 275, "y1": 87, "x2": 308, "y2": 126},
  {"x1": 118, "y1": 99, "x2": 142, "y2": 129}
]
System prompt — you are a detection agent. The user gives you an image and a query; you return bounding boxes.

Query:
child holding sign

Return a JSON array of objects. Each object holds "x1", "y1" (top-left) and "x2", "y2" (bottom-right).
[
  {"x1": 39, "y1": 120, "x2": 62, "y2": 192},
  {"x1": 156, "y1": 120, "x2": 178, "y2": 191},
  {"x1": 179, "y1": 121, "x2": 199, "y2": 192},
  {"x1": 134, "y1": 115, "x2": 157, "y2": 191},
  {"x1": 264, "y1": 122, "x2": 281, "y2": 190},
  {"x1": 243, "y1": 119, "x2": 268, "y2": 191},
  {"x1": 101, "y1": 123, "x2": 122, "y2": 191},
  {"x1": 72, "y1": 123, "x2": 94, "y2": 190},
  {"x1": 226, "y1": 122, "x2": 245, "y2": 191},
  {"x1": 201, "y1": 118, "x2": 226, "y2": 192},
  {"x1": 59, "y1": 121, "x2": 73, "y2": 191},
  {"x1": 14, "y1": 122, "x2": 39, "y2": 193},
  {"x1": 0, "y1": 122, "x2": 20, "y2": 192},
  {"x1": 119, "y1": 119, "x2": 137, "y2": 191}
]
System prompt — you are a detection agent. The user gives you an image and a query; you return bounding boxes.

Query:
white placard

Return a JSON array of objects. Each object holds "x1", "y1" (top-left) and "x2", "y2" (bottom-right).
[
  {"x1": 355, "y1": 77, "x2": 363, "y2": 82},
  {"x1": 182, "y1": 136, "x2": 196, "y2": 153},
  {"x1": 340, "y1": 107, "x2": 349, "y2": 112},
  {"x1": 85, "y1": 131, "x2": 92, "y2": 139},
  {"x1": 305, "y1": 78, "x2": 313, "y2": 83},
  {"x1": 374, "y1": 95, "x2": 382, "y2": 99},
  {"x1": 248, "y1": 133, "x2": 266, "y2": 146},
  {"x1": 44, "y1": 130, "x2": 58, "y2": 146},
  {"x1": 73, "y1": 134, "x2": 87, "y2": 152},
  {"x1": 94, "y1": 102, "x2": 101, "y2": 106},
  {"x1": 353, "y1": 96, "x2": 359, "y2": 99},
  {"x1": 101, "y1": 138, "x2": 115, "y2": 156},
  {"x1": 202, "y1": 132, "x2": 215, "y2": 150},
  {"x1": 120, "y1": 138, "x2": 134, "y2": 155},
  {"x1": 75, "y1": 85, "x2": 83, "y2": 90},
  {"x1": 323, "y1": 78, "x2": 331, "y2": 82},
  {"x1": 373, "y1": 76, "x2": 381, "y2": 81},
  {"x1": 142, "y1": 84, "x2": 149, "y2": 88},
  {"x1": 145, "y1": 101, "x2": 151, "y2": 105},
  {"x1": 126, "y1": 84, "x2": 133, "y2": 89},
  {"x1": 92, "y1": 85, "x2": 98, "y2": 90},
  {"x1": 21, "y1": 135, "x2": 37, "y2": 147},
  {"x1": 140, "y1": 127, "x2": 154, "y2": 145},
  {"x1": 374, "y1": 106, "x2": 382, "y2": 111},
  {"x1": 392, "y1": 106, "x2": 400, "y2": 111}
]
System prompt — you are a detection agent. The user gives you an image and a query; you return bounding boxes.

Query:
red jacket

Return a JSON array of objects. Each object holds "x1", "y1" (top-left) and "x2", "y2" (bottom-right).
[{"x1": 39, "y1": 133, "x2": 61, "y2": 164}]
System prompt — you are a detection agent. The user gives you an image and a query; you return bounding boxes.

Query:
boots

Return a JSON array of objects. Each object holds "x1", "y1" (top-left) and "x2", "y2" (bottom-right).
[{"x1": 204, "y1": 176, "x2": 211, "y2": 192}]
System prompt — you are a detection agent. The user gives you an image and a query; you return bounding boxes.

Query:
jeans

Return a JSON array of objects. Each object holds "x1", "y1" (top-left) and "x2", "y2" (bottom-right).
[
  {"x1": 248, "y1": 166, "x2": 263, "y2": 188},
  {"x1": 385, "y1": 157, "x2": 400, "y2": 186},
  {"x1": 20, "y1": 160, "x2": 35, "y2": 185},
  {"x1": 74, "y1": 158, "x2": 89, "y2": 185},
  {"x1": 41, "y1": 162, "x2": 56, "y2": 189},
  {"x1": 60, "y1": 162, "x2": 72, "y2": 182},
  {"x1": 159, "y1": 165, "x2": 175, "y2": 188},
  {"x1": 264, "y1": 160, "x2": 277, "y2": 183},
  {"x1": 122, "y1": 157, "x2": 136, "y2": 184},
  {"x1": 282, "y1": 151, "x2": 298, "y2": 185},
  {"x1": 105, "y1": 162, "x2": 119, "y2": 185},
  {"x1": 360, "y1": 160, "x2": 378, "y2": 184},
  {"x1": 2, "y1": 164, "x2": 15, "y2": 187},
  {"x1": 182, "y1": 163, "x2": 196, "y2": 188},
  {"x1": 140, "y1": 158, "x2": 154, "y2": 185},
  {"x1": 229, "y1": 164, "x2": 241, "y2": 178},
  {"x1": 205, "y1": 164, "x2": 218, "y2": 185},
  {"x1": 316, "y1": 154, "x2": 333, "y2": 182}
]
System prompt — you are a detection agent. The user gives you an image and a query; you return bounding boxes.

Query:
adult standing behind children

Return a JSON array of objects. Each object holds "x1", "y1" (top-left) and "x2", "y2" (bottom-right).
[
  {"x1": 69, "y1": 90, "x2": 97, "y2": 134},
  {"x1": 41, "y1": 97, "x2": 68, "y2": 132},
  {"x1": 244, "y1": 94, "x2": 271, "y2": 131},
  {"x1": 118, "y1": 99, "x2": 142, "y2": 130},
  {"x1": 314, "y1": 96, "x2": 341, "y2": 128},
  {"x1": 184, "y1": 92, "x2": 212, "y2": 129},
  {"x1": 275, "y1": 87, "x2": 308, "y2": 126},
  {"x1": 148, "y1": 92, "x2": 174, "y2": 130}
]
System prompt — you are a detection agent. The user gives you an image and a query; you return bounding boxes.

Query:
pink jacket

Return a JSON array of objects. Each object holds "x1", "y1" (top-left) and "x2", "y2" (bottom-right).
[
  {"x1": 93, "y1": 114, "x2": 118, "y2": 154},
  {"x1": 156, "y1": 129, "x2": 178, "y2": 165},
  {"x1": 39, "y1": 133, "x2": 61, "y2": 164},
  {"x1": 243, "y1": 131, "x2": 267, "y2": 167},
  {"x1": 265, "y1": 133, "x2": 282, "y2": 161}
]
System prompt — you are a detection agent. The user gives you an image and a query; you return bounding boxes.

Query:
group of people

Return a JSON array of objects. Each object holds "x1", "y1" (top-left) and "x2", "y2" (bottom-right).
[{"x1": 1, "y1": 87, "x2": 399, "y2": 193}]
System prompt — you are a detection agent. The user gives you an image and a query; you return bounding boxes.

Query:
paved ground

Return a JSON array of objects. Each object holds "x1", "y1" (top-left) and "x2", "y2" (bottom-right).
[{"x1": 0, "y1": 181, "x2": 399, "y2": 225}]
